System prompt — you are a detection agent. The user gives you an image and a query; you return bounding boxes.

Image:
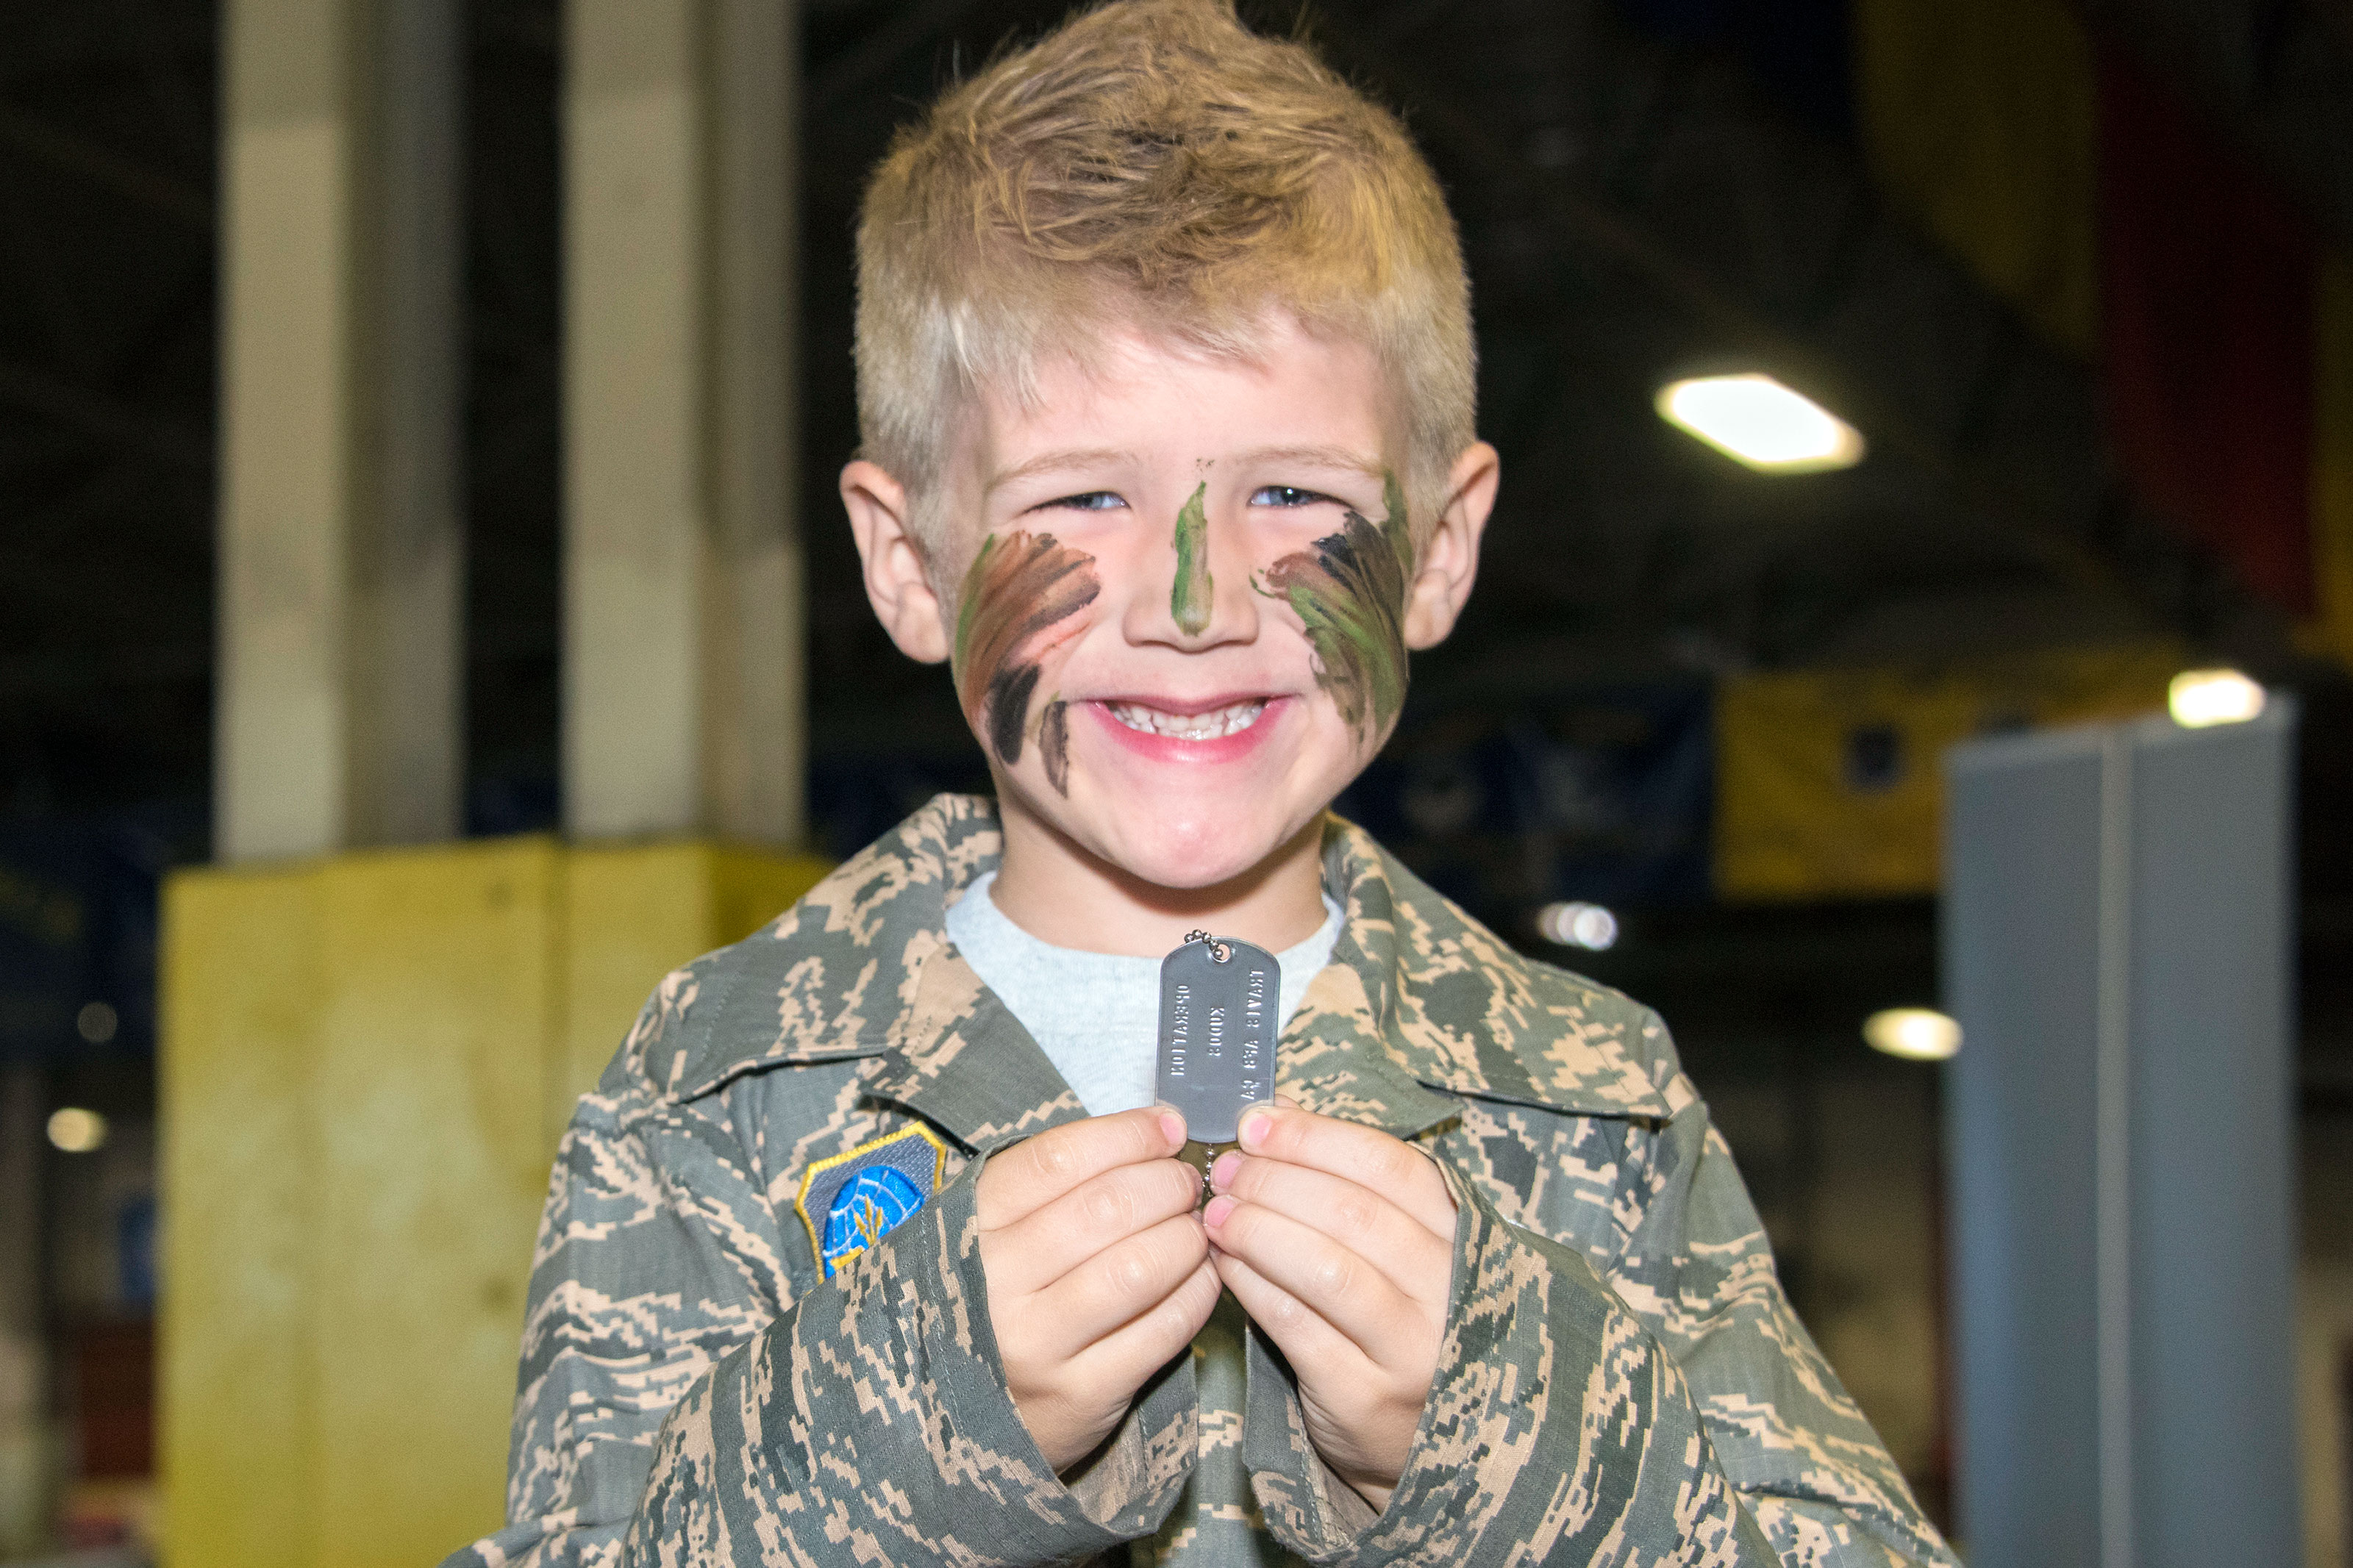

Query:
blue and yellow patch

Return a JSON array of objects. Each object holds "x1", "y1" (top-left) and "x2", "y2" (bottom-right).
[{"x1": 793, "y1": 1123, "x2": 948, "y2": 1279}]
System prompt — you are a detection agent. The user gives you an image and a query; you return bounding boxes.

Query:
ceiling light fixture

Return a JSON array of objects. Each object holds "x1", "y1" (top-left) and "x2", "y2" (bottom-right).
[
  {"x1": 2168, "y1": 668, "x2": 2266, "y2": 728},
  {"x1": 1656, "y1": 373, "x2": 1865, "y2": 473},
  {"x1": 1537, "y1": 901, "x2": 1620, "y2": 951},
  {"x1": 48, "y1": 1107, "x2": 107, "y2": 1153},
  {"x1": 1863, "y1": 1008, "x2": 1962, "y2": 1062}
]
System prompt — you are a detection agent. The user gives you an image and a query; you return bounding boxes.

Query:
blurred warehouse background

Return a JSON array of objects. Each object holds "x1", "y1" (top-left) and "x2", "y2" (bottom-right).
[{"x1": 0, "y1": 0, "x2": 2348, "y2": 1561}]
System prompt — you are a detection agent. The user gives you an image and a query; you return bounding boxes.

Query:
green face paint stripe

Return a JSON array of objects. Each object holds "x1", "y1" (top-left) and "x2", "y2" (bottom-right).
[
  {"x1": 1284, "y1": 565, "x2": 1406, "y2": 733},
  {"x1": 1379, "y1": 470, "x2": 1413, "y2": 565},
  {"x1": 1171, "y1": 482, "x2": 1213, "y2": 636},
  {"x1": 951, "y1": 532, "x2": 1001, "y2": 681},
  {"x1": 1253, "y1": 470, "x2": 1413, "y2": 744}
]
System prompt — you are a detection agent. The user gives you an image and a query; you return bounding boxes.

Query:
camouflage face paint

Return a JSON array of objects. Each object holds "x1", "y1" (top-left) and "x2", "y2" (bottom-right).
[
  {"x1": 952, "y1": 531, "x2": 1101, "y2": 789},
  {"x1": 1171, "y1": 482, "x2": 1213, "y2": 636},
  {"x1": 1037, "y1": 699, "x2": 1073, "y2": 795},
  {"x1": 1257, "y1": 471, "x2": 1413, "y2": 744}
]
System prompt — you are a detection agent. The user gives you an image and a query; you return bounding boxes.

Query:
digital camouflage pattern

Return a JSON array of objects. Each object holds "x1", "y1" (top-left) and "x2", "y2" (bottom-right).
[{"x1": 445, "y1": 795, "x2": 1957, "y2": 1567}]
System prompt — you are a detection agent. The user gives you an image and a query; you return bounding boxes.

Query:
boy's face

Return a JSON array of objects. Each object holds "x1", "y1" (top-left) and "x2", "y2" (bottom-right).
[{"x1": 845, "y1": 315, "x2": 1496, "y2": 893}]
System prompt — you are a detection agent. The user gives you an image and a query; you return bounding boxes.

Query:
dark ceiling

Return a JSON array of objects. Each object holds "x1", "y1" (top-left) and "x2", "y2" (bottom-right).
[
  {"x1": 0, "y1": 0, "x2": 216, "y2": 820},
  {"x1": 1, "y1": 0, "x2": 2347, "y2": 860}
]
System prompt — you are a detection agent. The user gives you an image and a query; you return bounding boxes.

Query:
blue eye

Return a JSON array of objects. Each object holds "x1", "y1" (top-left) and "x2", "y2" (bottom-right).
[
  {"x1": 1039, "y1": 491, "x2": 1125, "y2": 513},
  {"x1": 1250, "y1": 486, "x2": 1329, "y2": 508}
]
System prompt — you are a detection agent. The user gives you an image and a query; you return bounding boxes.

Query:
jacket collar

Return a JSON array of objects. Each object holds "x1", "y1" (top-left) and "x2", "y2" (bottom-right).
[
  {"x1": 660, "y1": 794, "x2": 1666, "y2": 1148},
  {"x1": 862, "y1": 928, "x2": 1093, "y2": 1151},
  {"x1": 1307, "y1": 816, "x2": 1671, "y2": 1121}
]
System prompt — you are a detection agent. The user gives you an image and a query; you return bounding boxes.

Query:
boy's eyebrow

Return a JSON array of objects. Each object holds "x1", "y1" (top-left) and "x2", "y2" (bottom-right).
[
  {"x1": 1231, "y1": 444, "x2": 1386, "y2": 479},
  {"x1": 984, "y1": 444, "x2": 1388, "y2": 499},
  {"x1": 983, "y1": 448, "x2": 1136, "y2": 498}
]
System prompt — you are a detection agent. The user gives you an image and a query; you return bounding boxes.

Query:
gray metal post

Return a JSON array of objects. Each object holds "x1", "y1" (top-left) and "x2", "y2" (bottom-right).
[{"x1": 1943, "y1": 703, "x2": 2299, "y2": 1568}]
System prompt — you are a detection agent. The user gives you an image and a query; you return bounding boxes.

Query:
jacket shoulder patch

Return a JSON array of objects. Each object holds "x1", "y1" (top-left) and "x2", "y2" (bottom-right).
[{"x1": 793, "y1": 1123, "x2": 948, "y2": 1278}]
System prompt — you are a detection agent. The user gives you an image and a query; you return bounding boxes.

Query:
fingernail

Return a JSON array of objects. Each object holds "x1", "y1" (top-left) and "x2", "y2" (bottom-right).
[
  {"x1": 1210, "y1": 1150, "x2": 1240, "y2": 1191},
  {"x1": 1238, "y1": 1109, "x2": 1272, "y2": 1150},
  {"x1": 1202, "y1": 1195, "x2": 1237, "y2": 1230},
  {"x1": 1157, "y1": 1109, "x2": 1185, "y2": 1147}
]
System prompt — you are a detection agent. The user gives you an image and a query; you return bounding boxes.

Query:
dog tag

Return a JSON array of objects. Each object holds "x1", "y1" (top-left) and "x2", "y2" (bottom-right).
[{"x1": 1156, "y1": 931, "x2": 1279, "y2": 1145}]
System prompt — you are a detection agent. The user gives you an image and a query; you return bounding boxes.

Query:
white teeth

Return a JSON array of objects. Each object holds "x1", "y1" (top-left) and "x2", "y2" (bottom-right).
[{"x1": 1108, "y1": 700, "x2": 1267, "y2": 740}]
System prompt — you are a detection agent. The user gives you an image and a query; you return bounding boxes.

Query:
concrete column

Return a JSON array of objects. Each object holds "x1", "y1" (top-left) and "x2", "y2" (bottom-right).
[
  {"x1": 564, "y1": 0, "x2": 804, "y2": 845},
  {"x1": 216, "y1": 0, "x2": 465, "y2": 862}
]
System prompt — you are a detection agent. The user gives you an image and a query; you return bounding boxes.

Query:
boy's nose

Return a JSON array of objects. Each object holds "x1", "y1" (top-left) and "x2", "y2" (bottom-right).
[{"x1": 1124, "y1": 483, "x2": 1258, "y2": 648}]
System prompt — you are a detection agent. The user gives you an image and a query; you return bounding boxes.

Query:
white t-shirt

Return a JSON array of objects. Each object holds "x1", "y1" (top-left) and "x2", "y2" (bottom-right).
[{"x1": 943, "y1": 870, "x2": 1343, "y2": 1115}]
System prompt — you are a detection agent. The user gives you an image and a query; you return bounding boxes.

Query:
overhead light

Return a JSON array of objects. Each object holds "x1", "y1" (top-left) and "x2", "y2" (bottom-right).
[
  {"x1": 76, "y1": 1001, "x2": 118, "y2": 1044},
  {"x1": 2168, "y1": 668, "x2": 2265, "y2": 728},
  {"x1": 1537, "y1": 901, "x2": 1620, "y2": 951},
  {"x1": 1656, "y1": 373, "x2": 1865, "y2": 473},
  {"x1": 48, "y1": 1107, "x2": 107, "y2": 1153},
  {"x1": 1863, "y1": 1008, "x2": 1961, "y2": 1062}
]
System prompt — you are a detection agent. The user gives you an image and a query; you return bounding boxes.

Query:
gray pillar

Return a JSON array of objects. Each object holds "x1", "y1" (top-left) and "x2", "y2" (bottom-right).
[
  {"x1": 1943, "y1": 703, "x2": 2299, "y2": 1568},
  {"x1": 215, "y1": 0, "x2": 466, "y2": 861},
  {"x1": 563, "y1": 0, "x2": 804, "y2": 845}
]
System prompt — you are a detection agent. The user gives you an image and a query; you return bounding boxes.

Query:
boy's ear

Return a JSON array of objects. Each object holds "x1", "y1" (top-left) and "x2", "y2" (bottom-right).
[
  {"x1": 1402, "y1": 440, "x2": 1500, "y2": 651},
  {"x1": 841, "y1": 459, "x2": 952, "y2": 665}
]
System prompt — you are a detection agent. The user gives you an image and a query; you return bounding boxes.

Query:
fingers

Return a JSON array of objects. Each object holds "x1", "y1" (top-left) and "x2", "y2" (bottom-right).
[
  {"x1": 1202, "y1": 1193, "x2": 1425, "y2": 1367},
  {"x1": 1000, "y1": 1157, "x2": 1206, "y2": 1299},
  {"x1": 978, "y1": 1107, "x2": 1188, "y2": 1229},
  {"x1": 1208, "y1": 1248, "x2": 1365, "y2": 1379},
  {"x1": 1235, "y1": 1106, "x2": 1456, "y2": 1242},
  {"x1": 1008, "y1": 1210, "x2": 1211, "y2": 1362},
  {"x1": 1209, "y1": 1152, "x2": 1451, "y2": 1304},
  {"x1": 981, "y1": 1114, "x2": 1210, "y2": 1479},
  {"x1": 1068, "y1": 1256, "x2": 1223, "y2": 1393},
  {"x1": 1006, "y1": 1255, "x2": 1221, "y2": 1475}
]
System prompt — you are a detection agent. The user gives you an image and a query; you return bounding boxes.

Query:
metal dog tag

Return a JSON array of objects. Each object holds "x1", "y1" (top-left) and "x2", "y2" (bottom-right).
[{"x1": 1156, "y1": 931, "x2": 1279, "y2": 1145}]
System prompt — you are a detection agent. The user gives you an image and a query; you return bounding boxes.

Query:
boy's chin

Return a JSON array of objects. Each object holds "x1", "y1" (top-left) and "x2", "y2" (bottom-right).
[
  {"x1": 1001, "y1": 775, "x2": 1314, "y2": 894},
  {"x1": 1100, "y1": 826, "x2": 1294, "y2": 893}
]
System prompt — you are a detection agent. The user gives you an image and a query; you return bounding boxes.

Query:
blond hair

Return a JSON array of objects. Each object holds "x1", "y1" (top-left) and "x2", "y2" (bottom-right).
[{"x1": 854, "y1": 0, "x2": 1474, "y2": 548}]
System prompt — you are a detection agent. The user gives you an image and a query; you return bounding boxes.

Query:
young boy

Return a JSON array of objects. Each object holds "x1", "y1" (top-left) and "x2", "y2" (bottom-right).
[{"x1": 450, "y1": 3, "x2": 1956, "y2": 1563}]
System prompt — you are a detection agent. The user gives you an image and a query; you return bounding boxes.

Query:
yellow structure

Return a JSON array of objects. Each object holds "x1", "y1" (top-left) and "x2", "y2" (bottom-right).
[
  {"x1": 160, "y1": 838, "x2": 828, "y2": 1567},
  {"x1": 1852, "y1": 0, "x2": 2100, "y2": 354},
  {"x1": 2308, "y1": 253, "x2": 2353, "y2": 671},
  {"x1": 1715, "y1": 643, "x2": 2180, "y2": 901}
]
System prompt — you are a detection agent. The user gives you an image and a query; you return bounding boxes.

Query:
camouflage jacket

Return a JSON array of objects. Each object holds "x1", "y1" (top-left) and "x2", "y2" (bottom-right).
[{"x1": 446, "y1": 795, "x2": 1956, "y2": 1567}]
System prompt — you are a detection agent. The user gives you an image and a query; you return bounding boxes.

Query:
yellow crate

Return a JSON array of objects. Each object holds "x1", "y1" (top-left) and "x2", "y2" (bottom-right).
[{"x1": 160, "y1": 837, "x2": 829, "y2": 1567}]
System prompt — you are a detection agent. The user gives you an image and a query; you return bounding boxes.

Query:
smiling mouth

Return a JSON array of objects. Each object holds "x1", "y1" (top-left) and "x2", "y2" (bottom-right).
[{"x1": 1104, "y1": 699, "x2": 1269, "y2": 741}]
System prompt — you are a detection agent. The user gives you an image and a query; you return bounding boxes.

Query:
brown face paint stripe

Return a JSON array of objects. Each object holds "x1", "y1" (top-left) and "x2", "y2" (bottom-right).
[
  {"x1": 1171, "y1": 482, "x2": 1213, "y2": 637},
  {"x1": 952, "y1": 531, "x2": 1101, "y2": 770},
  {"x1": 1038, "y1": 699, "x2": 1072, "y2": 795},
  {"x1": 1257, "y1": 471, "x2": 1413, "y2": 743}
]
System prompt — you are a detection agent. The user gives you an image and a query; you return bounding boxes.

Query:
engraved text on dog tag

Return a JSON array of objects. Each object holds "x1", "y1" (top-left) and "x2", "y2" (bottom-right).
[{"x1": 1156, "y1": 931, "x2": 1279, "y2": 1145}]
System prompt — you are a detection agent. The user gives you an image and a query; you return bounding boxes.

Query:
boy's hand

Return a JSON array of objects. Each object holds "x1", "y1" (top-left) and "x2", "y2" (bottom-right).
[
  {"x1": 976, "y1": 1107, "x2": 1220, "y2": 1475},
  {"x1": 1202, "y1": 1103, "x2": 1458, "y2": 1511}
]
